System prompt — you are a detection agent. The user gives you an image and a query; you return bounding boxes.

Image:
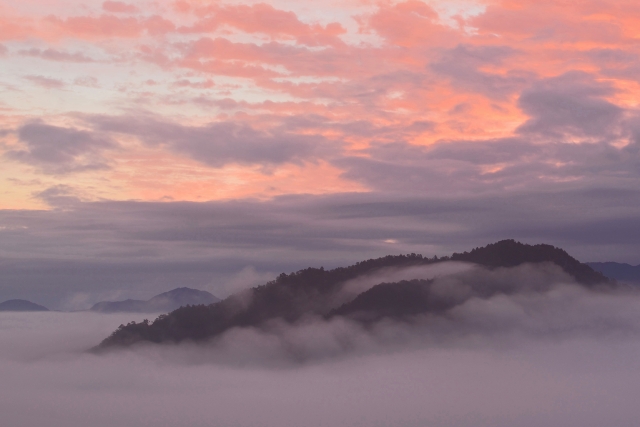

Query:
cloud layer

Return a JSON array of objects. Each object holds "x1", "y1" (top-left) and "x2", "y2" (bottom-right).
[
  {"x1": 3, "y1": 263, "x2": 640, "y2": 426},
  {"x1": 3, "y1": 188, "x2": 640, "y2": 308}
]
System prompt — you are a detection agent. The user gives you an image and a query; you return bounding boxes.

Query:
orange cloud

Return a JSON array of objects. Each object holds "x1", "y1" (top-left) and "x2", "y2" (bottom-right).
[
  {"x1": 183, "y1": 2, "x2": 347, "y2": 46},
  {"x1": 0, "y1": 8, "x2": 37, "y2": 41},
  {"x1": 366, "y1": 0, "x2": 460, "y2": 48}
]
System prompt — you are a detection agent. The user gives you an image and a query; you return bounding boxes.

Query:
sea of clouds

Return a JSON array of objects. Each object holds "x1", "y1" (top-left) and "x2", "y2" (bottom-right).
[{"x1": 2, "y1": 264, "x2": 640, "y2": 427}]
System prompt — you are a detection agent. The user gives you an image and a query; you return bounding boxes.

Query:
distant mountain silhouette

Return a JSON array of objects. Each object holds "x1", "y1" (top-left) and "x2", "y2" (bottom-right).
[
  {"x1": 90, "y1": 287, "x2": 220, "y2": 313},
  {"x1": 94, "y1": 240, "x2": 611, "y2": 351},
  {"x1": 0, "y1": 299, "x2": 49, "y2": 312},
  {"x1": 587, "y1": 262, "x2": 640, "y2": 284}
]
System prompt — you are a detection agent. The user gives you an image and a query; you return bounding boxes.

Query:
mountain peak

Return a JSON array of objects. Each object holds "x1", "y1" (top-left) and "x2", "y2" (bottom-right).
[
  {"x1": 450, "y1": 239, "x2": 608, "y2": 285},
  {"x1": 0, "y1": 299, "x2": 49, "y2": 312}
]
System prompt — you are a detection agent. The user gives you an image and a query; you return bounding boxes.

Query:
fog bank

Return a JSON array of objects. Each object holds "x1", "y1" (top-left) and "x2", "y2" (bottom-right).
[{"x1": 3, "y1": 269, "x2": 640, "y2": 427}]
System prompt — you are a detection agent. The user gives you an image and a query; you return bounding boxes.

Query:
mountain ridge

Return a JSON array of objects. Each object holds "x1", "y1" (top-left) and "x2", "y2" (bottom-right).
[
  {"x1": 587, "y1": 262, "x2": 640, "y2": 284},
  {"x1": 94, "y1": 240, "x2": 612, "y2": 351}
]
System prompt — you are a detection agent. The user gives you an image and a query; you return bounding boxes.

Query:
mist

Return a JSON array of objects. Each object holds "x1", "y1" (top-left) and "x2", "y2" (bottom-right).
[
  {"x1": 3, "y1": 265, "x2": 640, "y2": 427},
  {"x1": 335, "y1": 261, "x2": 475, "y2": 305}
]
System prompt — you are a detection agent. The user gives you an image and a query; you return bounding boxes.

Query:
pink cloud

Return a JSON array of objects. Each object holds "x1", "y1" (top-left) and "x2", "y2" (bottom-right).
[
  {"x1": 471, "y1": 0, "x2": 635, "y2": 46},
  {"x1": 365, "y1": 1, "x2": 460, "y2": 48},
  {"x1": 24, "y1": 75, "x2": 65, "y2": 89},
  {"x1": 172, "y1": 79, "x2": 215, "y2": 89},
  {"x1": 182, "y1": 2, "x2": 346, "y2": 47},
  {"x1": 20, "y1": 47, "x2": 94, "y2": 62},
  {"x1": 0, "y1": 12, "x2": 36, "y2": 41},
  {"x1": 3, "y1": 0, "x2": 640, "y2": 206},
  {"x1": 102, "y1": 1, "x2": 139, "y2": 14},
  {"x1": 45, "y1": 13, "x2": 174, "y2": 38}
]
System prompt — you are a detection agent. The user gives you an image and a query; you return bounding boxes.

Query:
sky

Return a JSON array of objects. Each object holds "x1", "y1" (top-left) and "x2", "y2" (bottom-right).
[{"x1": 2, "y1": 0, "x2": 640, "y2": 308}]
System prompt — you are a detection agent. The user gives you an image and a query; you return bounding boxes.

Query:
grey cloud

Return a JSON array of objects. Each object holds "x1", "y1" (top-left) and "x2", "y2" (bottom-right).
[
  {"x1": 337, "y1": 127, "x2": 640, "y2": 194},
  {"x1": 5, "y1": 121, "x2": 116, "y2": 174},
  {"x1": 517, "y1": 71, "x2": 623, "y2": 139},
  {"x1": 0, "y1": 44, "x2": 7, "y2": 55},
  {"x1": 88, "y1": 115, "x2": 330, "y2": 167},
  {"x1": 24, "y1": 75, "x2": 66, "y2": 89},
  {"x1": 279, "y1": 114, "x2": 434, "y2": 142},
  {"x1": 2, "y1": 187, "x2": 640, "y2": 308},
  {"x1": 300, "y1": 69, "x2": 430, "y2": 107},
  {"x1": 20, "y1": 48, "x2": 95, "y2": 62},
  {"x1": 74, "y1": 76, "x2": 99, "y2": 87},
  {"x1": 585, "y1": 49, "x2": 640, "y2": 83},
  {"x1": 34, "y1": 185, "x2": 82, "y2": 208},
  {"x1": 623, "y1": 116, "x2": 640, "y2": 147},
  {"x1": 431, "y1": 44, "x2": 534, "y2": 98},
  {"x1": 586, "y1": 48, "x2": 638, "y2": 64}
]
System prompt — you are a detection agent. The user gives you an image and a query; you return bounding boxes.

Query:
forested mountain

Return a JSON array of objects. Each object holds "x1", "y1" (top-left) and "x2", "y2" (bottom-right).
[{"x1": 94, "y1": 240, "x2": 611, "y2": 351}]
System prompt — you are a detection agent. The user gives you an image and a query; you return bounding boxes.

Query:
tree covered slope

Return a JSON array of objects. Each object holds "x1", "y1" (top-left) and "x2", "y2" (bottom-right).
[{"x1": 95, "y1": 240, "x2": 611, "y2": 351}]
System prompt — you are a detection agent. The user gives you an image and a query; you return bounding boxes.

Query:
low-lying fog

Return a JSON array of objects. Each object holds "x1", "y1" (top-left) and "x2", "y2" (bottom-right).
[{"x1": 3, "y1": 265, "x2": 640, "y2": 427}]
